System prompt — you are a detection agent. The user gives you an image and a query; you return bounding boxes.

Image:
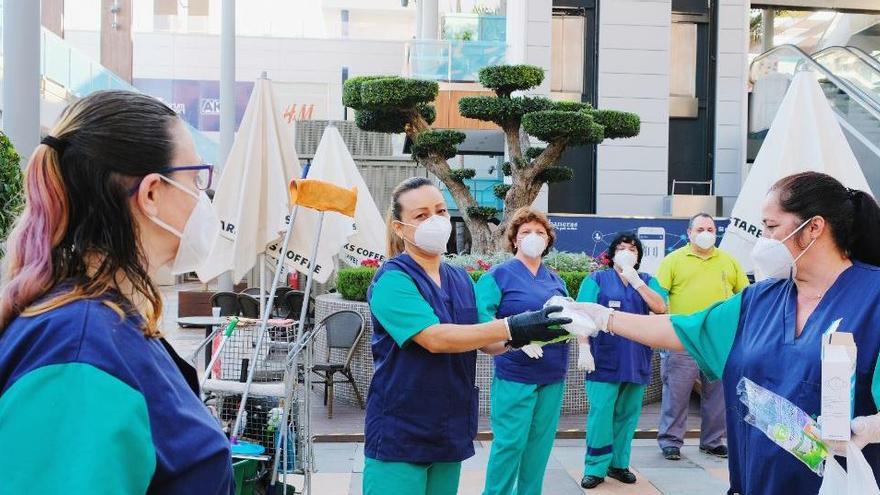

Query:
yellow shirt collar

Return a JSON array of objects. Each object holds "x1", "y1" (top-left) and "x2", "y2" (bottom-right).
[{"x1": 685, "y1": 243, "x2": 718, "y2": 260}]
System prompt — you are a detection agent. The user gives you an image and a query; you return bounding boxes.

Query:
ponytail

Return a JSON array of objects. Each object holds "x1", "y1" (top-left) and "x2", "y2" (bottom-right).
[
  {"x1": 0, "y1": 146, "x2": 70, "y2": 330},
  {"x1": 386, "y1": 209, "x2": 405, "y2": 258},
  {"x1": 385, "y1": 177, "x2": 434, "y2": 260},
  {"x1": 846, "y1": 189, "x2": 880, "y2": 266}
]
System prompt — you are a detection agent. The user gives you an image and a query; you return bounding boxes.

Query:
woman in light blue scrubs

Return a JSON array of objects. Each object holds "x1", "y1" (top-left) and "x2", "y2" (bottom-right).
[
  {"x1": 577, "y1": 232, "x2": 667, "y2": 489},
  {"x1": 475, "y1": 207, "x2": 569, "y2": 495},
  {"x1": 575, "y1": 172, "x2": 880, "y2": 495},
  {"x1": 364, "y1": 178, "x2": 571, "y2": 495}
]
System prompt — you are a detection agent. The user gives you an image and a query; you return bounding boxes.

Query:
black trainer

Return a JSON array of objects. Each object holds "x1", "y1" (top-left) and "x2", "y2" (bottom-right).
[
  {"x1": 662, "y1": 446, "x2": 681, "y2": 460},
  {"x1": 608, "y1": 467, "x2": 637, "y2": 484},
  {"x1": 580, "y1": 475, "x2": 604, "y2": 489},
  {"x1": 700, "y1": 445, "x2": 729, "y2": 458}
]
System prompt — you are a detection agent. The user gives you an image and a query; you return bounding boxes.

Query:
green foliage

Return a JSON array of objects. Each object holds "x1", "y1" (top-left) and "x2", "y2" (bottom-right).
[
  {"x1": 536, "y1": 166, "x2": 574, "y2": 184},
  {"x1": 543, "y1": 251, "x2": 597, "y2": 273},
  {"x1": 468, "y1": 270, "x2": 485, "y2": 283},
  {"x1": 336, "y1": 267, "x2": 378, "y2": 302},
  {"x1": 445, "y1": 252, "x2": 513, "y2": 270},
  {"x1": 558, "y1": 272, "x2": 589, "y2": 299},
  {"x1": 525, "y1": 147, "x2": 545, "y2": 160},
  {"x1": 358, "y1": 77, "x2": 438, "y2": 109},
  {"x1": 449, "y1": 168, "x2": 477, "y2": 182},
  {"x1": 411, "y1": 130, "x2": 466, "y2": 160},
  {"x1": 501, "y1": 161, "x2": 512, "y2": 177},
  {"x1": 342, "y1": 75, "x2": 390, "y2": 109},
  {"x1": 354, "y1": 108, "x2": 410, "y2": 133},
  {"x1": 0, "y1": 132, "x2": 23, "y2": 256},
  {"x1": 458, "y1": 95, "x2": 553, "y2": 126},
  {"x1": 552, "y1": 101, "x2": 592, "y2": 113},
  {"x1": 522, "y1": 110, "x2": 605, "y2": 145},
  {"x1": 592, "y1": 109, "x2": 641, "y2": 139},
  {"x1": 493, "y1": 183, "x2": 511, "y2": 200},
  {"x1": 466, "y1": 206, "x2": 499, "y2": 220},
  {"x1": 418, "y1": 103, "x2": 437, "y2": 125},
  {"x1": 478, "y1": 65, "x2": 545, "y2": 96}
]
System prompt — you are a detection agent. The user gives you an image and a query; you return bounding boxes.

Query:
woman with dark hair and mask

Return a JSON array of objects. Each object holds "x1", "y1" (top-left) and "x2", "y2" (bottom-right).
[
  {"x1": 0, "y1": 91, "x2": 229, "y2": 493},
  {"x1": 576, "y1": 232, "x2": 667, "y2": 489},
  {"x1": 363, "y1": 178, "x2": 572, "y2": 495},
  {"x1": 574, "y1": 171, "x2": 880, "y2": 495}
]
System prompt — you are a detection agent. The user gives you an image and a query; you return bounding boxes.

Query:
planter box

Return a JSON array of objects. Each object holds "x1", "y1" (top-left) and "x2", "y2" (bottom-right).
[{"x1": 314, "y1": 293, "x2": 662, "y2": 415}]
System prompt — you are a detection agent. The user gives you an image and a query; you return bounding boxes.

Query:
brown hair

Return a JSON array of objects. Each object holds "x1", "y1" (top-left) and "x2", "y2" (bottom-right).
[
  {"x1": 385, "y1": 177, "x2": 436, "y2": 258},
  {"x1": 506, "y1": 207, "x2": 556, "y2": 256}
]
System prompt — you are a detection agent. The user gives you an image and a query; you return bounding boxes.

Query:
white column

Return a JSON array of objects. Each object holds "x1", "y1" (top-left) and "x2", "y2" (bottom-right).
[
  {"x1": 3, "y1": 0, "x2": 41, "y2": 160},
  {"x1": 762, "y1": 9, "x2": 774, "y2": 53},
  {"x1": 419, "y1": 0, "x2": 438, "y2": 39},
  {"x1": 218, "y1": 0, "x2": 236, "y2": 291}
]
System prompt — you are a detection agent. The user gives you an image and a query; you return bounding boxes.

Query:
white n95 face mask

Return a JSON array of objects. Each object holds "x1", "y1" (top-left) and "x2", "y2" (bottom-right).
[
  {"x1": 519, "y1": 233, "x2": 547, "y2": 259},
  {"x1": 149, "y1": 176, "x2": 220, "y2": 276},
  {"x1": 613, "y1": 250, "x2": 637, "y2": 269},
  {"x1": 694, "y1": 231, "x2": 716, "y2": 250},
  {"x1": 399, "y1": 215, "x2": 452, "y2": 255},
  {"x1": 750, "y1": 217, "x2": 816, "y2": 281}
]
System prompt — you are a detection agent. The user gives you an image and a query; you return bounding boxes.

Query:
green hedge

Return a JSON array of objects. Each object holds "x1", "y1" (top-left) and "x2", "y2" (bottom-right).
[
  {"x1": 360, "y1": 77, "x2": 438, "y2": 109},
  {"x1": 336, "y1": 267, "x2": 590, "y2": 302},
  {"x1": 411, "y1": 130, "x2": 466, "y2": 160},
  {"x1": 0, "y1": 131, "x2": 23, "y2": 257},
  {"x1": 478, "y1": 65, "x2": 545, "y2": 95},
  {"x1": 342, "y1": 75, "x2": 390, "y2": 109},
  {"x1": 522, "y1": 110, "x2": 604, "y2": 145},
  {"x1": 552, "y1": 100, "x2": 592, "y2": 113},
  {"x1": 591, "y1": 109, "x2": 641, "y2": 139},
  {"x1": 354, "y1": 108, "x2": 410, "y2": 134},
  {"x1": 458, "y1": 95, "x2": 553, "y2": 126}
]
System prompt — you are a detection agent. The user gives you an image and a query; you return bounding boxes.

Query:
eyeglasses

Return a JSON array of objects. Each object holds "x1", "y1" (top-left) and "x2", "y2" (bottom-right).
[{"x1": 128, "y1": 164, "x2": 214, "y2": 196}]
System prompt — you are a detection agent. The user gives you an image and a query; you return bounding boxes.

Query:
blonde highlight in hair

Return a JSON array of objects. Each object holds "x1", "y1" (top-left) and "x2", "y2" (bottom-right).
[{"x1": 385, "y1": 177, "x2": 435, "y2": 259}]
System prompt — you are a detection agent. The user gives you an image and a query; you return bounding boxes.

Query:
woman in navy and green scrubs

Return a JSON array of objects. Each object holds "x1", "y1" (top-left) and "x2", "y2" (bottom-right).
[
  {"x1": 0, "y1": 91, "x2": 232, "y2": 493},
  {"x1": 576, "y1": 232, "x2": 667, "y2": 489},
  {"x1": 364, "y1": 178, "x2": 571, "y2": 495},
  {"x1": 575, "y1": 172, "x2": 880, "y2": 495},
  {"x1": 475, "y1": 207, "x2": 570, "y2": 495}
]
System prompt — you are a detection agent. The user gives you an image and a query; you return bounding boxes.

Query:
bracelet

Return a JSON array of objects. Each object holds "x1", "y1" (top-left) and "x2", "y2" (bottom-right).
[
  {"x1": 607, "y1": 310, "x2": 616, "y2": 334},
  {"x1": 503, "y1": 317, "x2": 512, "y2": 341}
]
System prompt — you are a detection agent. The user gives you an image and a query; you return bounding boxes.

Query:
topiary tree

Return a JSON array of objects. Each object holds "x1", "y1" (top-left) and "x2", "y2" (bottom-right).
[
  {"x1": 343, "y1": 65, "x2": 641, "y2": 252},
  {"x1": 0, "y1": 132, "x2": 23, "y2": 258}
]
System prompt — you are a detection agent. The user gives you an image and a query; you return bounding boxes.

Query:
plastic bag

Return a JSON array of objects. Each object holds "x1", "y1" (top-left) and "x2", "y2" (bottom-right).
[
  {"x1": 818, "y1": 442, "x2": 880, "y2": 495},
  {"x1": 737, "y1": 377, "x2": 829, "y2": 474}
]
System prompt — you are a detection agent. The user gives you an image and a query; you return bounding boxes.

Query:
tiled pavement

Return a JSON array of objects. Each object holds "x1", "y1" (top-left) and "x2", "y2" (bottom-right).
[{"x1": 162, "y1": 284, "x2": 730, "y2": 494}]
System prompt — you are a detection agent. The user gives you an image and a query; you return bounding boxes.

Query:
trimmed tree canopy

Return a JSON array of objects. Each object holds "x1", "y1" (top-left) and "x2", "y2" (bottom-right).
[
  {"x1": 478, "y1": 65, "x2": 544, "y2": 96},
  {"x1": 552, "y1": 101, "x2": 592, "y2": 113},
  {"x1": 354, "y1": 108, "x2": 410, "y2": 133},
  {"x1": 536, "y1": 166, "x2": 574, "y2": 184},
  {"x1": 522, "y1": 110, "x2": 604, "y2": 145},
  {"x1": 458, "y1": 96, "x2": 553, "y2": 126},
  {"x1": 359, "y1": 77, "x2": 438, "y2": 109},
  {"x1": 342, "y1": 75, "x2": 389, "y2": 109},
  {"x1": 592, "y1": 109, "x2": 641, "y2": 139},
  {"x1": 411, "y1": 130, "x2": 466, "y2": 160}
]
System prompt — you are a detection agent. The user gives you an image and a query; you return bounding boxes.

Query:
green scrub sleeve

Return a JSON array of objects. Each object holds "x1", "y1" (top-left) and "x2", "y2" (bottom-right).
[
  {"x1": 648, "y1": 277, "x2": 669, "y2": 303},
  {"x1": 871, "y1": 354, "x2": 880, "y2": 410},
  {"x1": 576, "y1": 276, "x2": 601, "y2": 303},
  {"x1": 474, "y1": 272, "x2": 503, "y2": 323},
  {"x1": 0, "y1": 363, "x2": 156, "y2": 493},
  {"x1": 669, "y1": 291, "x2": 744, "y2": 381},
  {"x1": 370, "y1": 270, "x2": 441, "y2": 347}
]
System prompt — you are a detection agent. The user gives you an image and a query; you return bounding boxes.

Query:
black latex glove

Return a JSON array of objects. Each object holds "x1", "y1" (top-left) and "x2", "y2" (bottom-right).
[{"x1": 506, "y1": 305, "x2": 571, "y2": 348}]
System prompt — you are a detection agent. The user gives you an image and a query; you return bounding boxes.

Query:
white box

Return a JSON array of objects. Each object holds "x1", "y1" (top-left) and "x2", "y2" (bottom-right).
[{"x1": 821, "y1": 326, "x2": 857, "y2": 442}]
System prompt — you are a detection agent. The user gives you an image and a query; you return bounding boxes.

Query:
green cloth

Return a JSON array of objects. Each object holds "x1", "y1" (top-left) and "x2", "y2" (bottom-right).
[
  {"x1": 584, "y1": 380, "x2": 645, "y2": 477},
  {"x1": 656, "y1": 244, "x2": 749, "y2": 314},
  {"x1": 669, "y1": 292, "x2": 744, "y2": 381},
  {"x1": 363, "y1": 457, "x2": 462, "y2": 495},
  {"x1": 370, "y1": 269, "x2": 441, "y2": 347},
  {"x1": 475, "y1": 272, "x2": 503, "y2": 324},
  {"x1": 575, "y1": 273, "x2": 668, "y2": 304},
  {"x1": 483, "y1": 376, "x2": 564, "y2": 495},
  {"x1": 0, "y1": 363, "x2": 155, "y2": 493}
]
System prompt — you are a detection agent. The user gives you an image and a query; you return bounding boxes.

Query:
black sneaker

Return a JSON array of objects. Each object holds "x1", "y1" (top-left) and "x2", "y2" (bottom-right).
[
  {"x1": 700, "y1": 445, "x2": 729, "y2": 458},
  {"x1": 608, "y1": 467, "x2": 637, "y2": 484},
  {"x1": 662, "y1": 446, "x2": 681, "y2": 460},
  {"x1": 580, "y1": 475, "x2": 604, "y2": 489}
]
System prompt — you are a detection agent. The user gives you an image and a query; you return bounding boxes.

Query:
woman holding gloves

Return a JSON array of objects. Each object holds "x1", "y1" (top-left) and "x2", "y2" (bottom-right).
[
  {"x1": 475, "y1": 207, "x2": 570, "y2": 495},
  {"x1": 576, "y1": 233, "x2": 667, "y2": 489},
  {"x1": 573, "y1": 172, "x2": 880, "y2": 495},
  {"x1": 364, "y1": 179, "x2": 570, "y2": 495}
]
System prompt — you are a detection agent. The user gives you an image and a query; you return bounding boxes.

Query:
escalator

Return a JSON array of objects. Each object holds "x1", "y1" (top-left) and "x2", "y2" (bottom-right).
[{"x1": 749, "y1": 44, "x2": 880, "y2": 193}]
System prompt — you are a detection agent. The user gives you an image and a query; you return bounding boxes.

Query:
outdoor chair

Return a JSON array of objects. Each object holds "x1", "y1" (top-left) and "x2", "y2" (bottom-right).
[
  {"x1": 310, "y1": 310, "x2": 366, "y2": 419},
  {"x1": 210, "y1": 291, "x2": 241, "y2": 317},
  {"x1": 238, "y1": 293, "x2": 261, "y2": 318}
]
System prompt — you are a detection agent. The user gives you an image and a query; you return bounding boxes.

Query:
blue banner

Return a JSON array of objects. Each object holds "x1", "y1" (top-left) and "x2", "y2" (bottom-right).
[{"x1": 548, "y1": 215, "x2": 730, "y2": 275}]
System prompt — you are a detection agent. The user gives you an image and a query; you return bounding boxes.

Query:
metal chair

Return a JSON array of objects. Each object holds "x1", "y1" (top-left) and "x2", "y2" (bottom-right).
[
  {"x1": 210, "y1": 291, "x2": 240, "y2": 316},
  {"x1": 241, "y1": 287, "x2": 264, "y2": 297},
  {"x1": 270, "y1": 286, "x2": 295, "y2": 317},
  {"x1": 310, "y1": 310, "x2": 366, "y2": 418},
  {"x1": 237, "y1": 293, "x2": 261, "y2": 318}
]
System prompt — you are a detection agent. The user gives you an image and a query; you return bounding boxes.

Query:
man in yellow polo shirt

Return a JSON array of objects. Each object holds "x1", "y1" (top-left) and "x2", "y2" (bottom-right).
[{"x1": 655, "y1": 213, "x2": 749, "y2": 462}]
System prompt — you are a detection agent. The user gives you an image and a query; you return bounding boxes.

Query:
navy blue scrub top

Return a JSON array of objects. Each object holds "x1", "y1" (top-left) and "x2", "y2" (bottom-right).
[
  {"x1": 475, "y1": 258, "x2": 569, "y2": 385},
  {"x1": 365, "y1": 254, "x2": 479, "y2": 464}
]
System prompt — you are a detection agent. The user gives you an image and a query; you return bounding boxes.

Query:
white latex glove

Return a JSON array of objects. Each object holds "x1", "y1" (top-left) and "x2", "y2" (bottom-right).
[
  {"x1": 544, "y1": 296, "x2": 611, "y2": 337},
  {"x1": 521, "y1": 344, "x2": 544, "y2": 359},
  {"x1": 619, "y1": 265, "x2": 645, "y2": 290},
  {"x1": 577, "y1": 340, "x2": 595, "y2": 372},
  {"x1": 820, "y1": 413, "x2": 880, "y2": 456}
]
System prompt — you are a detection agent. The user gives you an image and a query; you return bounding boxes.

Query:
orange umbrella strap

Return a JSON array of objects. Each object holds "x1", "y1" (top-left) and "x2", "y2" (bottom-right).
[{"x1": 288, "y1": 179, "x2": 358, "y2": 218}]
